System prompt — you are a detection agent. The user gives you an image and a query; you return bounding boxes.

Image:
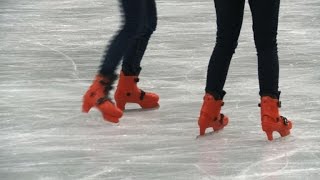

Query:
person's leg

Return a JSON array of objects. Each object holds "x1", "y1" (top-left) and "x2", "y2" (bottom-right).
[
  {"x1": 249, "y1": 0, "x2": 280, "y2": 97},
  {"x1": 249, "y1": 0, "x2": 292, "y2": 140},
  {"x1": 199, "y1": 0, "x2": 245, "y2": 135},
  {"x1": 206, "y1": 0, "x2": 245, "y2": 99},
  {"x1": 121, "y1": 0, "x2": 157, "y2": 75},
  {"x1": 115, "y1": 0, "x2": 159, "y2": 110},
  {"x1": 99, "y1": 0, "x2": 144, "y2": 77},
  {"x1": 83, "y1": 0, "x2": 144, "y2": 123}
]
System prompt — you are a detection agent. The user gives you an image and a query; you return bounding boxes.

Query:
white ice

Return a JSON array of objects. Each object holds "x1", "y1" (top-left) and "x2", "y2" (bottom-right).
[{"x1": 0, "y1": 0, "x2": 320, "y2": 179}]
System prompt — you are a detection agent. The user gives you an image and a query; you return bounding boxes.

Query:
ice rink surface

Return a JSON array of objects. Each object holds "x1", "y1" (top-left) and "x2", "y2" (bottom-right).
[{"x1": 1, "y1": 0, "x2": 320, "y2": 179}]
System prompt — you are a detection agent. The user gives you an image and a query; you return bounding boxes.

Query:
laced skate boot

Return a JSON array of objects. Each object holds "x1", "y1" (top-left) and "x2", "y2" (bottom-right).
[
  {"x1": 198, "y1": 93, "x2": 229, "y2": 135},
  {"x1": 82, "y1": 74, "x2": 123, "y2": 123},
  {"x1": 114, "y1": 71, "x2": 159, "y2": 110},
  {"x1": 260, "y1": 95, "x2": 293, "y2": 141}
]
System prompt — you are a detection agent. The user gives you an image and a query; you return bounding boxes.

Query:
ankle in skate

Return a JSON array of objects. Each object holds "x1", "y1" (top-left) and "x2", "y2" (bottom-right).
[
  {"x1": 260, "y1": 95, "x2": 293, "y2": 141},
  {"x1": 82, "y1": 74, "x2": 123, "y2": 123},
  {"x1": 198, "y1": 93, "x2": 229, "y2": 136},
  {"x1": 115, "y1": 71, "x2": 159, "y2": 110}
]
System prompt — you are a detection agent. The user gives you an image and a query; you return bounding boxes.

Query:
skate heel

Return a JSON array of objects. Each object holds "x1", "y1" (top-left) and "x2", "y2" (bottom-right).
[
  {"x1": 264, "y1": 130, "x2": 274, "y2": 141},
  {"x1": 115, "y1": 99, "x2": 126, "y2": 111},
  {"x1": 262, "y1": 122, "x2": 274, "y2": 141},
  {"x1": 198, "y1": 116, "x2": 207, "y2": 136},
  {"x1": 82, "y1": 99, "x2": 93, "y2": 113},
  {"x1": 199, "y1": 125, "x2": 206, "y2": 136}
]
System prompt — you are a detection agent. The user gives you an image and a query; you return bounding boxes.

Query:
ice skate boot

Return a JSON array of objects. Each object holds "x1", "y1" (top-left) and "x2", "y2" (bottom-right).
[
  {"x1": 198, "y1": 93, "x2": 229, "y2": 136},
  {"x1": 260, "y1": 95, "x2": 293, "y2": 141},
  {"x1": 114, "y1": 71, "x2": 159, "y2": 110},
  {"x1": 82, "y1": 74, "x2": 123, "y2": 123}
]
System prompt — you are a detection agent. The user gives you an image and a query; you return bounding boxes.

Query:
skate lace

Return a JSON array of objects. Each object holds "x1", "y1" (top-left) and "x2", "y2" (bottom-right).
[
  {"x1": 280, "y1": 116, "x2": 289, "y2": 125},
  {"x1": 96, "y1": 96, "x2": 114, "y2": 105},
  {"x1": 134, "y1": 78, "x2": 146, "y2": 100},
  {"x1": 140, "y1": 90, "x2": 146, "y2": 100},
  {"x1": 212, "y1": 114, "x2": 225, "y2": 124},
  {"x1": 258, "y1": 101, "x2": 288, "y2": 125},
  {"x1": 96, "y1": 78, "x2": 115, "y2": 105},
  {"x1": 219, "y1": 114, "x2": 225, "y2": 125}
]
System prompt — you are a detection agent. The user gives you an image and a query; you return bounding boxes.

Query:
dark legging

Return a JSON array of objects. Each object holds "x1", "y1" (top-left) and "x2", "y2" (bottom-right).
[
  {"x1": 99, "y1": 0, "x2": 157, "y2": 77},
  {"x1": 206, "y1": 0, "x2": 280, "y2": 99}
]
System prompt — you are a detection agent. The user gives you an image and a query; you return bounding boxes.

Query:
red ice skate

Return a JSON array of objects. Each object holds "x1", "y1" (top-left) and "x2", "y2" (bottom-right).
[
  {"x1": 260, "y1": 96, "x2": 293, "y2": 141},
  {"x1": 114, "y1": 71, "x2": 159, "y2": 110},
  {"x1": 82, "y1": 75, "x2": 123, "y2": 123},
  {"x1": 198, "y1": 93, "x2": 229, "y2": 135}
]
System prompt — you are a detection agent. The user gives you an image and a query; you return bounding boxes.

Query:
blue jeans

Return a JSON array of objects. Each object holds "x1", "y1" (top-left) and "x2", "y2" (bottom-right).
[
  {"x1": 99, "y1": 0, "x2": 157, "y2": 77},
  {"x1": 206, "y1": 0, "x2": 281, "y2": 99}
]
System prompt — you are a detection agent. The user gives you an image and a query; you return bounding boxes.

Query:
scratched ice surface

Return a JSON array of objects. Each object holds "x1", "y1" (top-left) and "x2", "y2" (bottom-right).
[{"x1": 0, "y1": 0, "x2": 320, "y2": 179}]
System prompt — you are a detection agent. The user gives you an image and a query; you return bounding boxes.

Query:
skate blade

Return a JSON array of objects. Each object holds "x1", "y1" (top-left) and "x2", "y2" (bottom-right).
[
  {"x1": 124, "y1": 105, "x2": 160, "y2": 113},
  {"x1": 196, "y1": 131, "x2": 219, "y2": 139}
]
